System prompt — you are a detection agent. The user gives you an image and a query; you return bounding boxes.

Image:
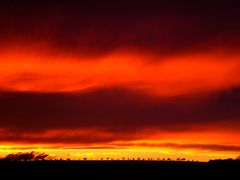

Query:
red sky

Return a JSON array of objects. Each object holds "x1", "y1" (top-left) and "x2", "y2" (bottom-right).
[{"x1": 0, "y1": 0, "x2": 240, "y2": 161}]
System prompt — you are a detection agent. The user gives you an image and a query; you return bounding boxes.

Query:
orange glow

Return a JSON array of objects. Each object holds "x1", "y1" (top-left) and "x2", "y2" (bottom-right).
[{"x1": 0, "y1": 49, "x2": 239, "y2": 96}]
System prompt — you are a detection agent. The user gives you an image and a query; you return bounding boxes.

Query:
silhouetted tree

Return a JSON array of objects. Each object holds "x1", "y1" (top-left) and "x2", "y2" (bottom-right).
[{"x1": 35, "y1": 153, "x2": 49, "y2": 161}]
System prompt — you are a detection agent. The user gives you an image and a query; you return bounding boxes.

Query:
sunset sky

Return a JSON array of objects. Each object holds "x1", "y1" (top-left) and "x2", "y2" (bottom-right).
[{"x1": 0, "y1": 0, "x2": 240, "y2": 161}]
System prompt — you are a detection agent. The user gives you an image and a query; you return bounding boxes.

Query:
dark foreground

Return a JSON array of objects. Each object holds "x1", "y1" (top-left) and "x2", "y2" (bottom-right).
[{"x1": 0, "y1": 160, "x2": 239, "y2": 178}]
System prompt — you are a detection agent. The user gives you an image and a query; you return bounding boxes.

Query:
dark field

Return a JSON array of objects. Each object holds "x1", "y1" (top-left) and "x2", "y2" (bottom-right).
[{"x1": 0, "y1": 160, "x2": 239, "y2": 178}]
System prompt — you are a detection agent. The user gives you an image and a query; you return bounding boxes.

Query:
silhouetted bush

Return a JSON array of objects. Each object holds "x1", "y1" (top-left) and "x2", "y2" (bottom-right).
[{"x1": 2, "y1": 152, "x2": 49, "y2": 161}]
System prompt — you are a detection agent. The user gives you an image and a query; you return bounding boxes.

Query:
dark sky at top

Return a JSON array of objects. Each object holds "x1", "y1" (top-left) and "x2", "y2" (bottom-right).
[{"x1": 0, "y1": 0, "x2": 239, "y2": 57}]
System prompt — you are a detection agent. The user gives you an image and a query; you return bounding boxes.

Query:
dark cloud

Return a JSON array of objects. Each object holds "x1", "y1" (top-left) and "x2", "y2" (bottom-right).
[
  {"x1": 0, "y1": 87, "x2": 239, "y2": 134},
  {"x1": 0, "y1": 0, "x2": 239, "y2": 58},
  {"x1": 0, "y1": 128, "x2": 139, "y2": 144}
]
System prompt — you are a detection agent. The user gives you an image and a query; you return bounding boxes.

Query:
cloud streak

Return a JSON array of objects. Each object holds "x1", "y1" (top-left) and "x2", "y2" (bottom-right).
[{"x1": 0, "y1": 52, "x2": 239, "y2": 95}]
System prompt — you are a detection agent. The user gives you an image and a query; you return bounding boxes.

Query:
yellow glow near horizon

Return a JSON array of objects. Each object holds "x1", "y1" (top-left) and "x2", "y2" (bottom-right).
[{"x1": 0, "y1": 144, "x2": 239, "y2": 162}]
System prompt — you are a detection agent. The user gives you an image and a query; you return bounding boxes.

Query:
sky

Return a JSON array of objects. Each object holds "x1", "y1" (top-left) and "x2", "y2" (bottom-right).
[{"x1": 0, "y1": 0, "x2": 240, "y2": 161}]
